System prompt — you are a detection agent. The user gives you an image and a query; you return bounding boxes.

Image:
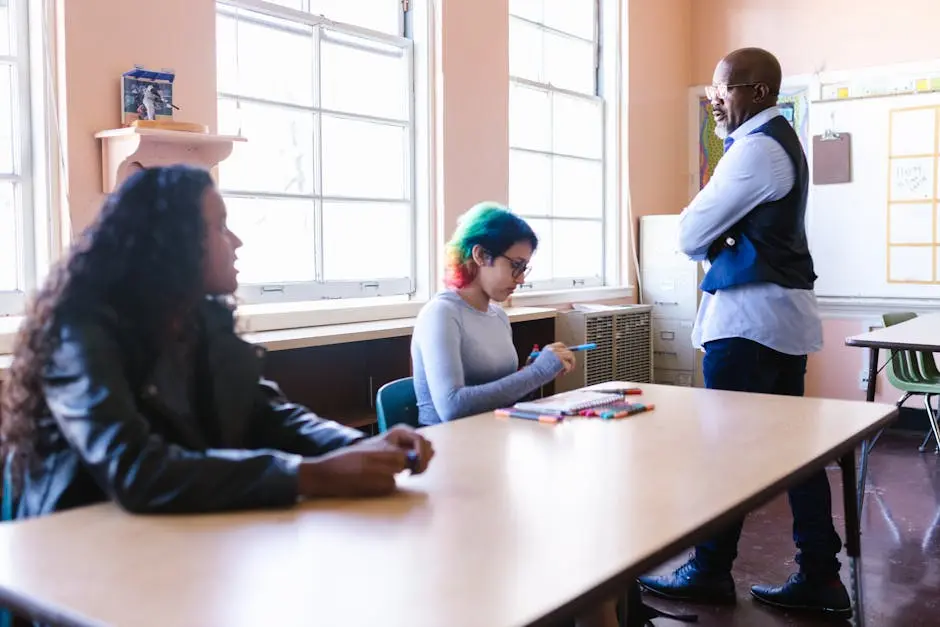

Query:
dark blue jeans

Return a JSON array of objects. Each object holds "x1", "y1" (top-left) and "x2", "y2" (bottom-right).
[{"x1": 694, "y1": 337, "x2": 843, "y2": 581}]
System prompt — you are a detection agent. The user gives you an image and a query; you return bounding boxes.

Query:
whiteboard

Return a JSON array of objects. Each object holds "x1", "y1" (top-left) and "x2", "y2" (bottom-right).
[{"x1": 807, "y1": 92, "x2": 940, "y2": 299}]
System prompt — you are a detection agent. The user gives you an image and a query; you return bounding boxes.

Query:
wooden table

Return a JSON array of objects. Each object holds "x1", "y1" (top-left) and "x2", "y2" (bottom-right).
[
  {"x1": 0, "y1": 384, "x2": 896, "y2": 627},
  {"x1": 845, "y1": 312, "x2": 940, "y2": 508}
]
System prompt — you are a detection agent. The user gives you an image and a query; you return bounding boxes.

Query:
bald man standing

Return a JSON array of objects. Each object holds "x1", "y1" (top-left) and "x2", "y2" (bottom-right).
[{"x1": 638, "y1": 48, "x2": 850, "y2": 618}]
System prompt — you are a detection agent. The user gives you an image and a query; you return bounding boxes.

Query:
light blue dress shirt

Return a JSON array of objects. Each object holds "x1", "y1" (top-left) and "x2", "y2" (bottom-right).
[{"x1": 679, "y1": 106, "x2": 823, "y2": 356}]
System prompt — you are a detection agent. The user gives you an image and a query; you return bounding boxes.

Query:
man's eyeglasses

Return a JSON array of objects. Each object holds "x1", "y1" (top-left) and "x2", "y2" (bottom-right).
[{"x1": 705, "y1": 82, "x2": 761, "y2": 100}]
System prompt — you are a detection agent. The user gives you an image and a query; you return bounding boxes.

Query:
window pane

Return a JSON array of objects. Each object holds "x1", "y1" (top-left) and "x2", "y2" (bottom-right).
[
  {"x1": 321, "y1": 116, "x2": 407, "y2": 199},
  {"x1": 544, "y1": 30, "x2": 595, "y2": 94},
  {"x1": 552, "y1": 219, "x2": 603, "y2": 278},
  {"x1": 523, "y1": 218, "x2": 553, "y2": 282},
  {"x1": 552, "y1": 157, "x2": 603, "y2": 219},
  {"x1": 544, "y1": 0, "x2": 594, "y2": 40},
  {"x1": 309, "y1": 0, "x2": 400, "y2": 35},
  {"x1": 509, "y1": 82, "x2": 550, "y2": 151},
  {"x1": 216, "y1": 10, "x2": 314, "y2": 106},
  {"x1": 0, "y1": 182, "x2": 17, "y2": 291},
  {"x1": 508, "y1": 18, "x2": 542, "y2": 83},
  {"x1": 218, "y1": 99, "x2": 315, "y2": 195},
  {"x1": 509, "y1": 0, "x2": 544, "y2": 23},
  {"x1": 322, "y1": 201, "x2": 411, "y2": 280},
  {"x1": 0, "y1": 64, "x2": 15, "y2": 174},
  {"x1": 266, "y1": 0, "x2": 305, "y2": 9},
  {"x1": 552, "y1": 93, "x2": 602, "y2": 158},
  {"x1": 509, "y1": 150, "x2": 550, "y2": 216},
  {"x1": 225, "y1": 196, "x2": 316, "y2": 284},
  {"x1": 0, "y1": 1, "x2": 11, "y2": 56},
  {"x1": 321, "y1": 31, "x2": 408, "y2": 120}
]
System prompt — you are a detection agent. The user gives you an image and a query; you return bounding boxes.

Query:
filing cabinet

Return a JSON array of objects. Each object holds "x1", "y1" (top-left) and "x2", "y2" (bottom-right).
[{"x1": 639, "y1": 215, "x2": 704, "y2": 388}]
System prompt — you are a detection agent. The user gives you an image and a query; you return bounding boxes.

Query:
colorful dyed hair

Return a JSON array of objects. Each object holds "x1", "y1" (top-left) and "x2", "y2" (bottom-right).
[{"x1": 444, "y1": 201, "x2": 538, "y2": 289}]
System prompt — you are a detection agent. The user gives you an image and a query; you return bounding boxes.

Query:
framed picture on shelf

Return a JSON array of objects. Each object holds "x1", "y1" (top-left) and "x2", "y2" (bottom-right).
[{"x1": 121, "y1": 66, "x2": 176, "y2": 126}]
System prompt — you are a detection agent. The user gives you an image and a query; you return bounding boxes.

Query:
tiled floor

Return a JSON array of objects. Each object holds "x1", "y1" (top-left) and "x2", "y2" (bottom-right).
[{"x1": 639, "y1": 432, "x2": 940, "y2": 626}]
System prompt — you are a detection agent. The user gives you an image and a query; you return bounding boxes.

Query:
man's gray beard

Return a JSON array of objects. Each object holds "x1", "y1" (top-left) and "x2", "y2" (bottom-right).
[{"x1": 714, "y1": 123, "x2": 729, "y2": 140}]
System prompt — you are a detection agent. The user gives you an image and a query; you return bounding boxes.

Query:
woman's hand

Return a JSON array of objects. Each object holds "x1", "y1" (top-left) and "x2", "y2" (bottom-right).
[
  {"x1": 542, "y1": 342, "x2": 576, "y2": 374},
  {"x1": 297, "y1": 426, "x2": 434, "y2": 498}
]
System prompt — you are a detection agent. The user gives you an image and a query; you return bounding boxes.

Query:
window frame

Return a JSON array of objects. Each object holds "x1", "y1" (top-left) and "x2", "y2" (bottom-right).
[
  {"x1": 0, "y1": 0, "x2": 38, "y2": 316},
  {"x1": 215, "y1": 0, "x2": 418, "y2": 306},
  {"x1": 508, "y1": 0, "x2": 613, "y2": 294}
]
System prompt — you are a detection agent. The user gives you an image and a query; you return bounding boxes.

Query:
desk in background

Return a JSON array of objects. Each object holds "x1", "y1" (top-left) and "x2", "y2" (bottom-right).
[
  {"x1": 0, "y1": 383, "x2": 896, "y2": 627},
  {"x1": 845, "y1": 312, "x2": 940, "y2": 508}
]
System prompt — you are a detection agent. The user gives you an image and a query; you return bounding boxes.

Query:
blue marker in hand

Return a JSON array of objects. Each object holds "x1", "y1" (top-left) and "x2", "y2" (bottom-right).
[{"x1": 528, "y1": 342, "x2": 597, "y2": 359}]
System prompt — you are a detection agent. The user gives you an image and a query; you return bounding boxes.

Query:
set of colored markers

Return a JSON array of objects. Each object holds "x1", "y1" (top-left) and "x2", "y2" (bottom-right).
[
  {"x1": 495, "y1": 390, "x2": 655, "y2": 424},
  {"x1": 576, "y1": 400, "x2": 656, "y2": 420}
]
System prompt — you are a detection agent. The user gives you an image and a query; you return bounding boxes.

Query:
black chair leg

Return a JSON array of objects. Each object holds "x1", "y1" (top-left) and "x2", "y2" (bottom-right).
[{"x1": 619, "y1": 583, "x2": 698, "y2": 626}]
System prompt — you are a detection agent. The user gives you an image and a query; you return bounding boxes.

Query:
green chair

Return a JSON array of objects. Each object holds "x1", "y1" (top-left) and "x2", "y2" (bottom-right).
[
  {"x1": 882, "y1": 312, "x2": 940, "y2": 453},
  {"x1": 376, "y1": 377, "x2": 420, "y2": 433}
]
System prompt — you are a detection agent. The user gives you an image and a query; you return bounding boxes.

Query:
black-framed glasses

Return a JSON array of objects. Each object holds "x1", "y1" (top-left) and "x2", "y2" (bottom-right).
[
  {"x1": 705, "y1": 82, "x2": 761, "y2": 100},
  {"x1": 488, "y1": 252, "x2": 531, "y2": 279}
]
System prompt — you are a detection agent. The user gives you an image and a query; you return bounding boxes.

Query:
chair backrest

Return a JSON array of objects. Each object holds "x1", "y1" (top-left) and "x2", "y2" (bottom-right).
[
  {"x1": 883, "y1": 312, "x2": 917, "y2": 327},
  {"x1": 376, "y1": 378, "x2": 419, "y2": 433},
  {"x1": 2, "y1": 453, "x2": 13, "y2": 523},
  {"x1": 882, "y1": 312, "x2": 933, "y2": 386}
]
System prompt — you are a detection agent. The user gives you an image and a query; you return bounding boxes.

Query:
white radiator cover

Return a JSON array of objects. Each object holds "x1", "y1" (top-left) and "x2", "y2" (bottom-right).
[{"x1": 554, "y1": 305, "x2": 654, "y2": 392}]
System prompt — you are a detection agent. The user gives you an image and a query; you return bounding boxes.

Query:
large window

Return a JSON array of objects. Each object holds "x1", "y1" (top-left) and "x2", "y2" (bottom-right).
[
  {"x1": 0, "y1": 0, "x2": 36, "y2": 315},
  {"x1": 508, "y1": 0, "x2": 606, "y2": 291},
  {"x1": 216, "y1": 0, "x2": 415, "y2": 303}
]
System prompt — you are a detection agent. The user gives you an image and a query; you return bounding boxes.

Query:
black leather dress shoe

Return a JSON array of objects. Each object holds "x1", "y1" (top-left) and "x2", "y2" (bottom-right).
[
  {"x1": 638, "y1": 558, "x2": 736, "y2": 605},
  {"x1": 751, "y1": 573, "x2": 852, "y2": 619}
]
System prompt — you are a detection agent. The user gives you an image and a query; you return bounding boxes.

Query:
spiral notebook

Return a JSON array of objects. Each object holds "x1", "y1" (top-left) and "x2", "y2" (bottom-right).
[{"x1": 514, "y1": 390, "x2": 624, "y2": 415}]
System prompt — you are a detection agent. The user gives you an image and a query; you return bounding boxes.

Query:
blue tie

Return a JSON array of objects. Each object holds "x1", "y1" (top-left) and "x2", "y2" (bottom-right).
[{"x1": 723, "y1": 136, "x2": 734, "y2": 152}]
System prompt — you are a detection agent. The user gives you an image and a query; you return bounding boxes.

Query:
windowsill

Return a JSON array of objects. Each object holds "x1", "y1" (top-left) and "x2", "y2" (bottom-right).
[
  {"x1": 243, "y1": 306, "x2": 557, "y2": 351},
  {"x1": 236, "y1": 296, "x2": 427, "y2": 334},
  {"x1": 507, "y1": 285, "x2": 634, "y2": 307}
]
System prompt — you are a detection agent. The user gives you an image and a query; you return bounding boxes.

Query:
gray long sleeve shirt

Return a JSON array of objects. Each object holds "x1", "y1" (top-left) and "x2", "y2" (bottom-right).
[{"x1": 411, "y1": 291, "x2": 564, "y2": 425}]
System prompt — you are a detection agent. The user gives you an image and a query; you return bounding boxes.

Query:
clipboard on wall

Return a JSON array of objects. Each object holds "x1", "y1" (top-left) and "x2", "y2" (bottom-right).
[{"x1": 812, "y1": 129, "x2": 852, "y2": 184}]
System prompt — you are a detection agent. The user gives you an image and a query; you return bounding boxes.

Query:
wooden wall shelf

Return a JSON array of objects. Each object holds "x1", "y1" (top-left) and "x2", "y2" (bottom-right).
[{"x1": 95, "y1": 127, "x2": 246, "y2": 193}]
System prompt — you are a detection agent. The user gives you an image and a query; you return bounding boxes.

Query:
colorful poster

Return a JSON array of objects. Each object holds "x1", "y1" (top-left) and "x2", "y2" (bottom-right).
[{"x1": 697, "y1": 87, "x2": 810, "y2": 189}]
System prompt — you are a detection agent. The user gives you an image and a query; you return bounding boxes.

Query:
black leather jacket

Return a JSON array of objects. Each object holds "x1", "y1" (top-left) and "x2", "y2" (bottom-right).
[{"x1": 14, "y1": 298, "x2": 365, "y2": 519}]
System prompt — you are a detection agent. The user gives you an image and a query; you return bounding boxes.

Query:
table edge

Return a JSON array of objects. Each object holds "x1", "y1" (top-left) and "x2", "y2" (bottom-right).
[
  {"x1": 844, "y1": 338, "x2": 940, "y2": 351},
  {"x1": 528, "y1": 406, "x2": 899, "y2": 626}
]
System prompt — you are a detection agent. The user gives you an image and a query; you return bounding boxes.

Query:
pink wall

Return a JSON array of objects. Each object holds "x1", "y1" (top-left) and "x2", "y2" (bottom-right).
[
  {"x1": 626, "y1": 0, "x2": 692, "y2": 228},
  {"x1": 690, "y1": 0, "x2": 940, "y2": 83},
  {"x1": 60, "y1": 0, "x2": 218, "y2": 235},
  {"x1": 805, "y1": 318, "x2": 899, "y2": 404},
  {"x1": 439, "y1": 0, "x2": 509, "y2": 237}
]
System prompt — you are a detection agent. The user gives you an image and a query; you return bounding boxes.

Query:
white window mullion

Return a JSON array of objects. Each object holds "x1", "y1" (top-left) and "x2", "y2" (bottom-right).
[
  {"x1": 0, "y1": 0, "x2": 39, "y2": 313},
  {"x1": 15, "y1": 0, "x2": 35, "y2": 294},
  {"x1": 312, "y1": 25, "x2": 324, "y2": 283}
]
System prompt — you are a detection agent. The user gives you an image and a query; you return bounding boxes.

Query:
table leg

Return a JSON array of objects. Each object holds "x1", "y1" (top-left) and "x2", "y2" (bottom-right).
[
  {"x1": 840, "y1": 448, "x2": 865, "y2": 627},
  {"x1": 865, "y1": 347, "x2": 879, "y2": 404},
  {"x1": 621, "y1": 584, "x2": 698, "y2": 626},
  {"x1": 856, "y1": 347, "x2": 880, "y2": 514}
]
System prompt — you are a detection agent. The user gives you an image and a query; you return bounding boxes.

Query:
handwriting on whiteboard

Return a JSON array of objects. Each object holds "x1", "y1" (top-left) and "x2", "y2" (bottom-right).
[{"x1": 889, "y1": 157, "x2": 934, "y2": 201}]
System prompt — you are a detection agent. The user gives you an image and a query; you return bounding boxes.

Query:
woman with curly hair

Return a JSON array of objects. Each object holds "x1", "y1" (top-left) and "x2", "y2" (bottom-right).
[{"x1": 0, "y1": 165, "x2": 433, "y2": 518}]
